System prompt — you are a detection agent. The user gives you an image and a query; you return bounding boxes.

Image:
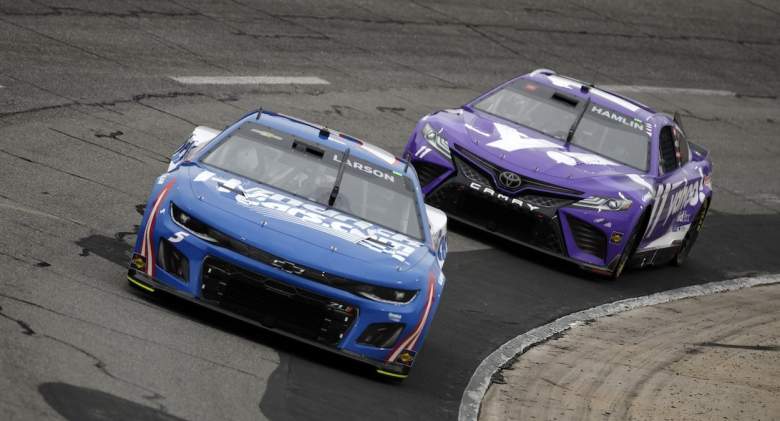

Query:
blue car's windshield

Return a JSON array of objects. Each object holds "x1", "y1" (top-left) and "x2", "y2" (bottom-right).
[
  {"x1": 474, "y1": 80, "x2": 650, "y2": 171},
  {"x1": 201, "y1": 122, "x2": 424, "y2": 240}
]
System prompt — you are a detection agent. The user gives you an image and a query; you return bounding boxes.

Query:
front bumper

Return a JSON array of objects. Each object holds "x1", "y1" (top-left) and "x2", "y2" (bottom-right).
[
  {"x1": 130, "y1": 204, "x2": 438, "y2": 377},
  {"x1": 412, "y1": 147, "x2": 635, "y2": 272},
  {"x1": 127, "y1": 269, "x2": 414, "y2": 376}
]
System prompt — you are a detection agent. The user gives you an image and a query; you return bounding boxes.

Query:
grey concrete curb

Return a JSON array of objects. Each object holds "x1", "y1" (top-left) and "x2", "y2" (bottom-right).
[{"x1": 457, "y1": 274, "x2": 780, "y2": 421}]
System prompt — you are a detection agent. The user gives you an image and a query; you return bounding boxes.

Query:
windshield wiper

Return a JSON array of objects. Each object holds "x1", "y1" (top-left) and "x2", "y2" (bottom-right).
[
  {"x1": 328, "y1": 148, "x2": 350, "y2": 207},
  {"x1": 218, "y1": 181, "x2": 246, "y2": 197},
  {"x1": 566, "y1": 95, "x2": 591, "y2": 145}
]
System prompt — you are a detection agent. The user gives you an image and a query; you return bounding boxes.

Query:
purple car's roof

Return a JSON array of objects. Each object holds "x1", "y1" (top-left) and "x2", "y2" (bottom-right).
[
  {"x1": 479, "y1": 70, "x2": 659, "y2": 124},
  {"x1": 448, "y1": 70, "x2": 670, "y2": 178}
]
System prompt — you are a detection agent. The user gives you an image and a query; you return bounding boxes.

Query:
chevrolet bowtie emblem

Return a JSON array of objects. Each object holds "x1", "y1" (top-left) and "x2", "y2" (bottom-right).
[{"x1": 272, "y1": 259, "x2": 305, "y2": 275}]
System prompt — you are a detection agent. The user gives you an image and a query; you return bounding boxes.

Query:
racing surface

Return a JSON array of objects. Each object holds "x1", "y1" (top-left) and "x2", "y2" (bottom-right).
[{"x1": 1, "y1": 1, "x2": 780, "y2": 420}]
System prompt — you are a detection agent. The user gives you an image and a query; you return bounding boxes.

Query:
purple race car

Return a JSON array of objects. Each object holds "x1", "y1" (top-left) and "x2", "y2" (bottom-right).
[{"x1": 403, "y1": 69, "x2": 712, "y2": 278}]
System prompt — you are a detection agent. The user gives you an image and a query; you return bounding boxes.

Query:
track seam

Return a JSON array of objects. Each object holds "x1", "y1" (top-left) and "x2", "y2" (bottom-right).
[{"x1": 458, "y1": 273, "x2": 780, "y2": 421}]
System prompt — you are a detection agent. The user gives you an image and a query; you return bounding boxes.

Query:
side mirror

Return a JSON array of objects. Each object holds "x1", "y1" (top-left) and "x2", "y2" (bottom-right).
[
  {"x1": 168, "y1": 126, "x2": 221, "y2": 171},
  {"x1": 425, "y1": 204, "x2": 448, "y2": 268}
]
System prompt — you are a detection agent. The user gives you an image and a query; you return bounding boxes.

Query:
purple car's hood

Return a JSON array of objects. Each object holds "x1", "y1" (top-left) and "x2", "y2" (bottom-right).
[{"x1": 440, "y1": 108, "x2": 644, "y2": 181}]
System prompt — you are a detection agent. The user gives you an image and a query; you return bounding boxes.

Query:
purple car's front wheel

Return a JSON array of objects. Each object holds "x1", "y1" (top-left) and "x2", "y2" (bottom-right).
[{"x1": 611, "y1": 230, "x2": 639, "y2": 280}]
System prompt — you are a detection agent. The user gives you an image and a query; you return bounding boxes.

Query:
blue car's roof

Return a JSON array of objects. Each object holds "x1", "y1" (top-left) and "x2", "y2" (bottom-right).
[
  {"x1": 223, "y1": 110, "x2": 409, "y2": 177},
  {"x1": 184, "y1": 108, "x2": 433, "y2": 249}
]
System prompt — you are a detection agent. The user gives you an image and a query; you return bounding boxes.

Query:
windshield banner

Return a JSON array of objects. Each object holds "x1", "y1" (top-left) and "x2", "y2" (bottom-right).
[{"x1": 195, "y1": 171, "x2": 423, "y2": 263}]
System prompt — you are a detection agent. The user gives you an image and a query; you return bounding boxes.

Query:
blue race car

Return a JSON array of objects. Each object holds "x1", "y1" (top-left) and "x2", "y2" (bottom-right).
[{"x1": 127, "y1": 110, "x2": 448, "y2": 379}]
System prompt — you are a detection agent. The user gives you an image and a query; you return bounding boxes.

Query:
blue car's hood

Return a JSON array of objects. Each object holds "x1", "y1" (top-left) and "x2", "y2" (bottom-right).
[{"x1": 178, "y1": 164, "x2": 429, "y2": 281}]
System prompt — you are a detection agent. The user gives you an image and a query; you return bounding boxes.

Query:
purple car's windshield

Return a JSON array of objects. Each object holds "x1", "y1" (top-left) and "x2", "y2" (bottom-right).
[
  {"x1": 201, "y1": 123, "x2": 424, "y2": 240},
  {"x1": 571, "y1": 104, "x2": 651, "y2": 171},
  {"x1": 473, "y1": 80, "x2": 650, "y2": 171}
]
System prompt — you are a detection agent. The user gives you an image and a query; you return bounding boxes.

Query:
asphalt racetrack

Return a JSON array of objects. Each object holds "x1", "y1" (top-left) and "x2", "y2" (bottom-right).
[{"x1": 1, "y1": 1, "x2": 779, "y2": 420}]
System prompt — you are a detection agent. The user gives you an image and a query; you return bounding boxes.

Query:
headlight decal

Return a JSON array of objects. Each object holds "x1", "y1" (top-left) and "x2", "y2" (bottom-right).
[
  {"x1": 572, "y1": 196, "x2": 632, "y2": 211},
  {"x1": 422, "y1": 123, "x2": 451, "y2": 159},
  {"x1": 355, "y1": 286, "x2": 417, "y2": 305},
  {"x1": 171, "y1": 202, "x2": 219, "y2": 242}
]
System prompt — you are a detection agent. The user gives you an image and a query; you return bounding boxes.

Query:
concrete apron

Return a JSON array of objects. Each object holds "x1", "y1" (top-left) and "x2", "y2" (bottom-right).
[{"x1": 478, "y1": 280, "x2": 780, "y2": 421}]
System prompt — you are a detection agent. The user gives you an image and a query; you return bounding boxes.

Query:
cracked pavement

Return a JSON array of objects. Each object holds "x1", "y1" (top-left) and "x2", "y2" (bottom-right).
[{"x1": 1, "y1": 0, "x2": 779, "y2": 420}]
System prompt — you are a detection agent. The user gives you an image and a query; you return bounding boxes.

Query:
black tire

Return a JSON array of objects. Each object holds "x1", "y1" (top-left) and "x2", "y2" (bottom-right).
[
  {"x1": 611, "y1": 229, "x2": 640, "y2": 280},
  {"x1": 672, "y1": 198, "x2": 710, "y2": 266},
  {"x1": 610, "y1": 209, "x2": 652, "y2": 280}
]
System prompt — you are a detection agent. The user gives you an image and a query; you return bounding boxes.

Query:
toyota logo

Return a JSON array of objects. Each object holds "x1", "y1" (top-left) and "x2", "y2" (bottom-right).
[{"x1": 499, "y1": 171, "x2": 522, "y2": 189}]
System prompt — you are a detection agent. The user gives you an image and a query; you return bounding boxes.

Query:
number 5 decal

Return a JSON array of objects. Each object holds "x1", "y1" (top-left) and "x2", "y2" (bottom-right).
[{"x1": 168, "y1": 231, "x2": 190, "y2": 243}]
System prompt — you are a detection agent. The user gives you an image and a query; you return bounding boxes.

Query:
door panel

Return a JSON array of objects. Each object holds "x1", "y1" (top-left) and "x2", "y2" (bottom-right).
[{"x1": 638, "y1": 125, "x2": 705, "y2": 252}]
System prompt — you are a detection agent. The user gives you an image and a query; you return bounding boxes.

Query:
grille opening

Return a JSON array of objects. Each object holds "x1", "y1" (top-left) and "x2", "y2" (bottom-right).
[
  {"x1": 452, "y1": 144, "x2": 583, "y2": 195},
  {"x1": 518, "y1": 190, "x2": 579, "y2": 208},
  {"x1": 412, "y1": 160, "x2": 449, "y2": 187},
  {"x1": 201, "y1": 257, "x2": 356, "y2": 347},
  {"x1": 453, "y1": 155, "x2": 491, "y2": 185},
  {"x1": 427, "y1": 184, "x2": 564, "y2": 254},
  {"x1": 157, "y1": 239, "x2": 189, "y2": 282},
  {"x1": 455, "y1": 145, "x2": 499, "y2": 173},
  {"x1": 358, "y1": 323, "x2": 405, "y2": 348},
  {"x1": 567, "y1": 216, "x2": 607, "y2": 260}
]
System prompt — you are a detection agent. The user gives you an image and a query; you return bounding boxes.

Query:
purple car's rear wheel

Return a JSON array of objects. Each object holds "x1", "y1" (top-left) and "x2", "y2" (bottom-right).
[{"x1": 672, "y1": 198, "x2": 710, "y2": 267}]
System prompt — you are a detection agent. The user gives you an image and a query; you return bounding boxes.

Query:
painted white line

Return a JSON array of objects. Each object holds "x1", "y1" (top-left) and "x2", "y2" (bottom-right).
[
  {"x1": 170, "y1": 76, "x2": 330, "y2": 85},
  {"x1": 600, "y1": 85, "x2": 735, "y2": 97},
  {"x1": 458, "y1": 273, "x2": 780, "y2": 421},
  {"x1": 0, "y1": 197, "x2": 86, "y2": 226}
]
